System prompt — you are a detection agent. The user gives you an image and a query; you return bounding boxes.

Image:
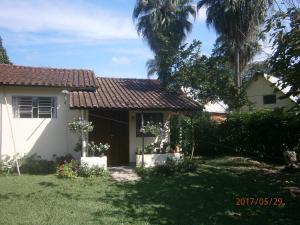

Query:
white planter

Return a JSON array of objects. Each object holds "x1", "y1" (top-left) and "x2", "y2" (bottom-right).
[
  {"x1": 136, "y1": 153, "x2": 181, "y2": 168},
  {"x1": 80, "y1": 156, "x2": 107, "y2": 170}
]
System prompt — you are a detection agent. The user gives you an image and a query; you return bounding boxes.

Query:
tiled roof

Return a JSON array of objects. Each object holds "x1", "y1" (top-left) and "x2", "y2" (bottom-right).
[
  {"x1": 0, "y1": 64, "x2": 97, "y2": 90},
  {"x1": 70, "y1": 77, "x2": 200, "y2": 110}
]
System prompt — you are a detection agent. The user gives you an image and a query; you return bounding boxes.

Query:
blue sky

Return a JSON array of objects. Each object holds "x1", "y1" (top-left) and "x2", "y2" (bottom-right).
[{"x1": 0, "y1": 0, "x2": 217, "y2": 78}]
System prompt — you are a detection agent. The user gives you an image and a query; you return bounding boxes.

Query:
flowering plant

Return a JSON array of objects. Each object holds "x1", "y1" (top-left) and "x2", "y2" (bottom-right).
[
  {"x1": 88, "y1": 141, "x2": 110, "y2": 156},
  {"x1": 68, "y1": 118, "x2": 94, "y2": 138}
]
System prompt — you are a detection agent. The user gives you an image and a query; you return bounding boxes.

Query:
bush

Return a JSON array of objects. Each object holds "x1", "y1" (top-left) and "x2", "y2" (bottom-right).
[
  {"x1": 135, "y1": 166, "x2": 148, "y2": 176},
  {"x1": 171, "y1": 113, "x2": 220, "y2": 156},
  {"x1": 55, "y1": 154, "x2": 75, "y2": 165},
  {"x1": 56, "y1": 160, "x2": 78, "y2": 179},
  {"x1": 57, "y1": 160, "x2": 107, "y2": 178},
  {"x1": 137, "y1": 158, "x2": 201, "y2": 177},
  {"x1": 153, "y1": 158, "x2": 179, "y2": 176},
  {"x1": 77, "y1": 163, "x2": 108, "y2": 178},
  {"x1": 217, "y1": 110, "x2": 300, "y2": 163},
  {"x1": 171, "y1": 110, "x2": 300, "y2": 164},
  {"x1": 20, "y1": 154, "x2": 56, "y2": 174},
  {"x1": 177, "y1": 158, "x2": 200, "y2": 173},
  {"x1": 0, "y1": 160, "x2": 13, "y2": 175}
]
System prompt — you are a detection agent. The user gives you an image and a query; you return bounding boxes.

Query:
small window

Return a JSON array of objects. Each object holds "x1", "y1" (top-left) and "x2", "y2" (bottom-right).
[
  {"x1": 13, "y1": 96, "x2": 57, "y2": 118},
  {"x1": 263, "y1": 95, "x2": 276, "y2": 105},
  {"x1": 136, "y1": 113, "x2": 163, "y2": 137}
]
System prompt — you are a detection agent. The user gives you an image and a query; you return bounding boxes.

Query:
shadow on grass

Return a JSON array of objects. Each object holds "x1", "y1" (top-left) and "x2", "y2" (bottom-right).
[
  {"x1": 0, "y1": 193, "x2": 21, "y2": 200},
  {"x1": 93, "y1": 166, "x2": 300, "y2": 225},
  {"x1": 38, "y1": 181, "x2": 58, "y2": 187}
]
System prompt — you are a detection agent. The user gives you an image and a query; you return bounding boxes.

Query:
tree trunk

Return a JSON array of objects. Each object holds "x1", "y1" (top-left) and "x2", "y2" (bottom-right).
[
  {"x1": 190, "y1": 116, "x2": 195, "y2": 159},
  {"x1": 141, "y1": 112, "x2": 145, "y2": 168},
  {"x1": 235, "y1": 46, "x2": 241, "y2": 91}
]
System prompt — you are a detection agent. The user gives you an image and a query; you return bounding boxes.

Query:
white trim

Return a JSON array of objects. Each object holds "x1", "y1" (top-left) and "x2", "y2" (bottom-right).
[{"x1": 263, "y1": 74, "x2": 299, "y2": 103}]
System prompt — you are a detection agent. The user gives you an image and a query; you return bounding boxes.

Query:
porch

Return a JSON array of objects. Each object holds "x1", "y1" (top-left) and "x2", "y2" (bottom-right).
[
  {"x1": 69, "y1": 77, "x2": 200, "y2": 167},
  {"x1": 88, "y1": 109, "x2": 171, "y2": 166}
]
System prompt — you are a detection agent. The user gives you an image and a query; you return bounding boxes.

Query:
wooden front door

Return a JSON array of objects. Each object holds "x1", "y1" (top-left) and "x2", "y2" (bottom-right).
[{"x1": 89, "y1": 110, "x2": 129, "y2": 166}]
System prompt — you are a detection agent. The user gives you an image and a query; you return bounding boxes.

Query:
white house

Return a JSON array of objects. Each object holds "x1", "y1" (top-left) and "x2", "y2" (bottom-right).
[
  {"x1": 242, "y1": 73, "x2": 298, "y2": 111},
  {"x1": 0, "y1": 64, "x2": 199, "y2": 166}
]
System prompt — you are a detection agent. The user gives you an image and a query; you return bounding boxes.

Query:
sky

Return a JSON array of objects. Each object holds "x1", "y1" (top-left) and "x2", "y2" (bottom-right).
[{"x1": 0, "y1": 0, "x2": 218, "y2": 78}]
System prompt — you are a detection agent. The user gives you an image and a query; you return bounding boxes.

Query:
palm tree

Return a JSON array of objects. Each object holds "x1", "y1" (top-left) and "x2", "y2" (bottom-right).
[
  {"x1": 198, "y1": 0, "x2": 272, "y2": 89},
  {"x1": 133, "y1": 0, "x2": 196, "y2": 85},
  {"x1": 213, "y1": 34, "x2": 261, "y2": 78}
]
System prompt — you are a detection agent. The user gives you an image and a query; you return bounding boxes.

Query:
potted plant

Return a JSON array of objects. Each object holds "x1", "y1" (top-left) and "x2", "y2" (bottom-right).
[
  {"x1": 136, "y1": 121, "x2": 181, "y2": 167},
  {"x1": 68, "y1": 118, "x2": 109, "y2": 170}
]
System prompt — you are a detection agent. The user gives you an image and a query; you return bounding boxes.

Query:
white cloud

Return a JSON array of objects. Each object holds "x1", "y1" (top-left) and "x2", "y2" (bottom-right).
[
  {"x1": 0, "y1": 0, "x2": 137, "y2": 43},
  {"x1": 107, "y1": 47, "x2": 153, "y2": 59},
  {"x1": 197, "y1": 7, "x2": 207, "y2": 22},
  {"x1": 111, "y1": 56, "x2": 131, "y2": 65}
]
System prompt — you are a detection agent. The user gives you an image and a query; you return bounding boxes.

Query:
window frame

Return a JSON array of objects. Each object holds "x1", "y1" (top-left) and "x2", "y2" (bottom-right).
[
  {"x1": 12, "y1": 96, "x2": 57, "y2": 119},
  {"x1": 263, "y1": 94, "x2": 277, "y2": 105},
  {"x1": 136, "y1": 113, "x2": 163, "y2": 137}
]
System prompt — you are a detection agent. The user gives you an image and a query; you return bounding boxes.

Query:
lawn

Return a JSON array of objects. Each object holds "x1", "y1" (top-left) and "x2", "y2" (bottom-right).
[{"x1": 0, "y1": 157, "x2": 299, "y2": 225}]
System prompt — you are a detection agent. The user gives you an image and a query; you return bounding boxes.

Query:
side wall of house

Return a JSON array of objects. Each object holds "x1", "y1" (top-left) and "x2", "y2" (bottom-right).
[
  {"x1": 0, "y1": 86, "x2": 84, "y2": 161},
  {"x1": 242, "y1": 75, "x2": 296, "y2": 111},
  {"x1": 128, "y1": 111, "x2": 171, "y2": 164}
]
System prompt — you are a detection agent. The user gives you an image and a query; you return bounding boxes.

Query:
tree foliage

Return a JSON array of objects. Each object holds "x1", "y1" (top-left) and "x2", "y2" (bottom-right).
[
  {"x1": 0, "y1": 36, "x2": 11, "y2": 64},
  {"x1": 171, "y1": 110, "x2": 300, "y2": 163},
  {"x1": 212, "y1": 34, "x2": 262, "y2": 74},
  {"x1": 198, "y1": 0, "x2": 272, "y2": 88},
  {"x1": 265, "y1": 4, "x2": 300, "y2": 100},
  {"x1": 133, "y1": 0, "x2": 196, "y2": 86},
  {"x1": 167, "y1": 40, "x2": 246, "y2": 109}
]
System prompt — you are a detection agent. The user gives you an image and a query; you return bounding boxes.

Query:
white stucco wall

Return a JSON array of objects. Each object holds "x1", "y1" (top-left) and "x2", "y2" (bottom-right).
[
  {"x1": 0, "y1": 86, "x2": 85, "y2": 161},
  {"x1": 242, "y1": 75, "x2": 296, "y2": 111},
  {"x1": 128, "y1": 111, "x2": 171, "y2": 163}
]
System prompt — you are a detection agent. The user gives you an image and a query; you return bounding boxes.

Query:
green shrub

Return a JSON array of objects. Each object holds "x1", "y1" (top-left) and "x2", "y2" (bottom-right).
[
  {"x1": 0, "y1": 160, "x2": 13, "y2": 175},
  {"x1": 135, "y1": 166, "x2": 148, "y2": 176},
  {"x1": 56, "y1": 160, "x2": 78, "y2": 179},
  {"x1": 217, "y1": 110, "x2": 300, "y2": 163},
  {"x1": 153, "y1": 158, "x2": 178, "y2": 176},
  {"x1": 20, "y1": 154, "x2": 56, "y2": 174},
  {"x1": 177, "y1": 158, "x2": 200, "y2": 173},
  {"x1": 55, "y1": 154, "x2": 75, "y2": 165},
  {"x1": 138, "y1": 158, "x2": 201, "y2": 177},
  {"x1": 171, "y1": 111, "x2": 300, "y2": 164},
  {"x1": 77, "y1": 163, "x2": 107, "y2": 178}
]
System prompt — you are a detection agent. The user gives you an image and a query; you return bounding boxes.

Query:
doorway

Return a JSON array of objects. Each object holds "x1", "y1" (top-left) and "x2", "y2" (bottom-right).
[{"x1": 89, "y1": 110, "x2": 129, "y2": 166}]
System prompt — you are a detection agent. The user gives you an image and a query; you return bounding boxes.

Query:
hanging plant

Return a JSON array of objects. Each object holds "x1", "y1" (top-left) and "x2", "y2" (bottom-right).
[
  {"x1": 68, "y1": 118, "x2": 94, "y2": 137},
  {"x1": 68, "y1": 117, "x2": 94, "y2": 157}
]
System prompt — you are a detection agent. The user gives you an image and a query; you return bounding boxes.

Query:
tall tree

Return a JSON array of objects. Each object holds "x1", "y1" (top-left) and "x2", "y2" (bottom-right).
[
  {"x1": 212, "y1": 34, "x2": 262, "y2": 75},
  {"x1": 0, "y1": 36, "x2": 11, "y2": 64},
  {"x1": 133, "y1": 0, "x2": 196, "y2": 86},
  {"x1": 265, "y1": 2, "x2": 300, "y2": 101},
  {"x1": 169, "y1": 40, "x2": 246, "y2": 109},
  {"x1": 198, "y1": 0, "x2": 272, "y2": 90}
]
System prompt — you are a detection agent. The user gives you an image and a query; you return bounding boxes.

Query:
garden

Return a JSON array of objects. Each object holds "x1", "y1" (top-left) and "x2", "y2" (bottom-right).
[{"x1": 0, "y1": 156, "x2": 300, "y2": 225}]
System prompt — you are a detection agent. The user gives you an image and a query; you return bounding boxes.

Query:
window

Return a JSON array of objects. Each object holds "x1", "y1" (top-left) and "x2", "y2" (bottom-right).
[
  {"x1": 136, "y1": 113, "x2": 163, "y2": 137},
  {"x1": 13, "y1": 96, "x2": 57, "y2": 118},
  {"x1": 263, "y1": 94, "x2": 276, "y2": 105}
]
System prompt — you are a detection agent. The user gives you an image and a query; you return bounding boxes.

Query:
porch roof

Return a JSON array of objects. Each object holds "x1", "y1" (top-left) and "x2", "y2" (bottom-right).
[{"x1": 70, "y1": 77, "x2": 200, "y2": 110}]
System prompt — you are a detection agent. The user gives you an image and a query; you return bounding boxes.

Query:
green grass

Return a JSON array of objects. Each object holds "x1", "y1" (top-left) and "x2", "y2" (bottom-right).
[{"x1": 0, "y1": 157, "x2": 299, "y2": 225}]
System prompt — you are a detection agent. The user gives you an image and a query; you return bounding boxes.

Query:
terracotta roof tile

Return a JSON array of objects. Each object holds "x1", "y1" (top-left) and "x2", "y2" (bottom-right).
[
  {"x1": 70, "y1": 77, "x2": 200, "y2": 110},
  {"x1": 0, "y1": 64, "x2": 97, "y2": 90}
]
